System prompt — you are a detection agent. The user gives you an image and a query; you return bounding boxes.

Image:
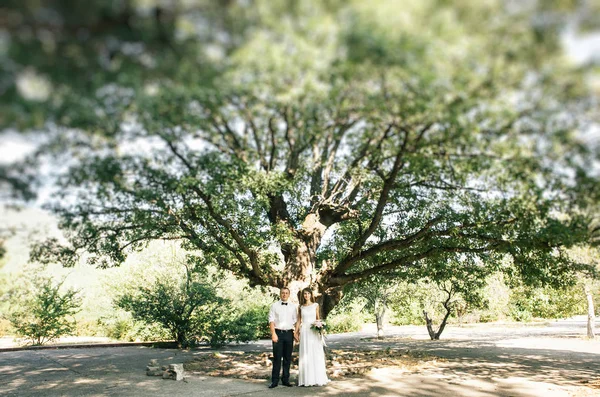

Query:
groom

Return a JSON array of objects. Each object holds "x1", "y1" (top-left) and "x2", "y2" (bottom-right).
[{"x1": 268, "y1": 287, "x2": 298, "y2": 388}]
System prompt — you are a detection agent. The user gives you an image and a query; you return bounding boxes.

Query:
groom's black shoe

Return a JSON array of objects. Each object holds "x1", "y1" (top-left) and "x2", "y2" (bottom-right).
[
  {"x1": 282, "y1": 382, "x2": 293, "y2": 387},
  {"x1": 268, "y1": 383, "x2": 278, "y2": 389}
]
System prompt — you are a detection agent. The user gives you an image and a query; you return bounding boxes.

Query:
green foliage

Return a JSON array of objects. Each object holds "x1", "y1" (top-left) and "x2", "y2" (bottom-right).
[
  {"x1": 7, "y1": 275, "x2": 81, "y2": 345},
  {"x1": 231, "y1": 304, "x2": 271, "y2": 340},
  {"x1": 341, "y1": 273, "x2": 398, "y2": 325},
  {"x1": 0, "y1": 319, "x2": 11, "y2": 338},
  {"x1": 198, "y1": 303, "x2": 270, "y2": 348},
  {"x1": 4, "y1": 1, "x2": 597, "y2": 319},
  {"x1": 111, "y1": 246, "x2": 272, "y2": 348},
  {"x1": 389, "y1": 281, "x2": 431, "y2": 325},
  {"x1": 388, "y1": 269, "x2": 589, "y2": 325},
  {"x1": 98, "y1": 311, "x2": 169, "y2": 342},
  {"x1": 325, "y1": 302, "x2": 369, "y2": 334},
  {"x1": 476, "y1": 273, "x2": 511, "y2": 322},
  {"x1": 114, "y1": 263, "x2": 224, "y2": 348},
  {"x1": 100, "y1": 316, "x2": 133, "y2": 341},
  {"x1": 508, "y1": 284, "x2": 586, "y2": 321}
]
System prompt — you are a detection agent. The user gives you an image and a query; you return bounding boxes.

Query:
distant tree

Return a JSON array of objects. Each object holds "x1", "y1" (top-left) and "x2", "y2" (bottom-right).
[
  {"x1": 584, "y1": 283, "x2": 596, "y2": 339},
  {"x1": 568, "y1": 246, "x2": 600, "y2": 339},
  {"x1": 344, "y1": 274, "x2": 398, "y2": 338},
  {"x1": 419, "y1": 258, "x2": 488, "y2": 340},
  {"x1": 7, "y1": 275, "x2": 81, "y2": 345}
]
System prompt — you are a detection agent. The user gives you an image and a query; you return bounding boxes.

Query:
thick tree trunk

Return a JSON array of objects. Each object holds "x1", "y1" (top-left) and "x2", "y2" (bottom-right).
[
  {"x1": 279, "y1": 235, "x2": 344, "y2": 319},
  {"x1": 320, "y1": 287, "x2": 343, "y2": 319},
  {"x1": 584, "y1": 284, "x2": 596, "y2": 339},
  {"x1": 281, "y1": 241, "x2": 313, "y2": 300},
  {"x1": 279, "y1": 211, "x2": 336, "y2": 303}
]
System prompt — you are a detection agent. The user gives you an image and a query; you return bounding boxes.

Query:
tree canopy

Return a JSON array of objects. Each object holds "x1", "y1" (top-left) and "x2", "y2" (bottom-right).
[{"x1": 3, "y1": 0, "x2": 598, "y2": 317}]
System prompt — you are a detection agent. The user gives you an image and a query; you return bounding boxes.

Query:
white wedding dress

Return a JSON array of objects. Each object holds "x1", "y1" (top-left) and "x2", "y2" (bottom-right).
[{"x1": 298, "y1": 303, "x2": 329, "y2": 386}]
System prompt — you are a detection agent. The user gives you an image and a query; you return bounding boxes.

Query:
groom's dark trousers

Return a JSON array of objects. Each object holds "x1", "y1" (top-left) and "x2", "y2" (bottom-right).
[{"x1": 271, "y1": 329, "x2": 293, "y2": 384}]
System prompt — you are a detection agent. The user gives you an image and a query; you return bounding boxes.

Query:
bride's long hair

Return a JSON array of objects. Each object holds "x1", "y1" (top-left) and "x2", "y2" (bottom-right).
[{"x1": 300, "y1": 288, "x2": 315, "y2": 305}]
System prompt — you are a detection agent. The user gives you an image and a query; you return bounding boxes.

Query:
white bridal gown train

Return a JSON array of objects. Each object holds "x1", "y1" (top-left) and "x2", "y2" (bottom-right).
[{"x1": 298, "y1": 303, "x2": 329, "y2": 386}]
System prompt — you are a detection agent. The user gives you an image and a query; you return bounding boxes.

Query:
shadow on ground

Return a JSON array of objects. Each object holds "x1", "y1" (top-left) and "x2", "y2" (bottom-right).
[{"x1": 1, "y1": 325, "x2": 599, "y2": 397}]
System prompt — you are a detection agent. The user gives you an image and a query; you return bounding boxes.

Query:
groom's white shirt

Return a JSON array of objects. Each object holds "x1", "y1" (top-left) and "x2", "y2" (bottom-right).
[{"x1": 268, "y1": 300, "x2": 298, "y2": 330}]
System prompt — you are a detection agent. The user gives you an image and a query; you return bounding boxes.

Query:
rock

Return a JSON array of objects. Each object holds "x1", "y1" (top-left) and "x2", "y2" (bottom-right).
[
  {"x1": 149, "y1": 359, "x2": 159, "y2": 366},
  {"x1": 146, "y1": 365, "x2": 163, "y2": 376},
  {"x1": 168, "y1": 364, "x2": 185, "y2": 381},
  {"x1": 330, "y1": 369, "x2": 345, "y2": 378},
  {"x1": 146, "y1": 369, "x2": 163, "y2": 377},
  {"x1": 158, "y1": 363, "x2": 185, "y2": 380}
]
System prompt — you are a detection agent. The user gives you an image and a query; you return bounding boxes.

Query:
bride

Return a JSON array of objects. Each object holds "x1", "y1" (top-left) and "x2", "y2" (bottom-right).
[{"x1": 294, "y1": 288, "x2": 329, "y2": 386}]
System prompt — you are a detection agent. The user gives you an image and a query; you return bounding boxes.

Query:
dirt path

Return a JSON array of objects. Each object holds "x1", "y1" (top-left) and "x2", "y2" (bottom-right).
[{"x1": 1, "y1": 317, "x2": 598, "y2": 396}]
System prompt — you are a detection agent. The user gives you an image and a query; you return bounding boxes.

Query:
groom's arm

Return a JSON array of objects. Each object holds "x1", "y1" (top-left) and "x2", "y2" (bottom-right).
[
  {"x1": 294, "y1": 306, "x2": 300, "y2": 342},
  {"x1": 268, "y1": 304, "x2": 278, "y2": 343},
  {"x1": 269, "y1": 321, "x2": 278, "y2": 343}
]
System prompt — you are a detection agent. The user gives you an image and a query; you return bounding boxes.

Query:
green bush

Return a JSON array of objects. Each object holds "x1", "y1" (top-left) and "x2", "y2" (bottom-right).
[
  {"x1": 478, "y1": 311, "x2": 500, "y2": 323},
  {"x1": 509, "y1": 284, "x2": 586, "y2": 321},
  {"x1": 197, "y1": 304, "x2": 270, "y2": 348},
  {"x1": 114, "y1": 268, "x2": 224, "y2": 348},
  {"x1": 325, "y1": 304, "x2": 367, "y2": 334},
  {"x1": 101, "y1": 316, "x2": 133, "y2": 340},
  {"x1": 231, "y1": 305, "x2": 271, "y2": 340},
  {"x1": 8, "y1": 276, "x2": 82, "y2": 345},
  {"x1": 113, "y1": 258, "x2": 274, "y2": 348},
  {"x1": 476, "y1": 273, "x2": 511, "y2": 322},
  {"x1": 98, "y1": 313, "x2": 170, "y2": 342},
  {"x1": 390, "y1": 299, "x2": 426, "y2": 325},
  {"x1": 0, "y1": 318, "x2": 12, "y2": 337},
  {"x1": 508, "y1": 305, "x2": 534, "y2": 322}
]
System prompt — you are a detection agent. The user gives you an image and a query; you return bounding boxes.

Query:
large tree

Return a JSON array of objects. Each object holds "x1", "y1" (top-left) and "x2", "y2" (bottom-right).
[{"x1": 7, "y1": 0, "x2": 598, "y2": 317}]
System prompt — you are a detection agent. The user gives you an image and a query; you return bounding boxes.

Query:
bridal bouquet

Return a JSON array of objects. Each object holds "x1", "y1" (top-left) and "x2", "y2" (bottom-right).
[{"x1": 311, "y1": 320, "x2": 327, "y2": 335}]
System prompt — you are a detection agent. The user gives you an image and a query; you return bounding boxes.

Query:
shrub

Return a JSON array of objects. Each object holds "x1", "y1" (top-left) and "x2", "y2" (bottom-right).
[
  {"x1": 8, "y1": 276, "x2": 81, "y2": 345},
  {"x1": 390, "y1": 299, "x2": 426, "y2": 325},
  {"x1": 196, "y1": 303, "x2": 270, "y2": 348},
  {"x1": 114, "y1": 267, "x2": 224, "y2": 348},
  {"x1": 230, "y1": 304, "x2": 271, "y2": 341},
  {"x1": 97, "y1": 312, "x2": 169, "y2": 342},
  {"x1": 509, "y1": 284, "x2": 586, "y2": 321},
  {"x1": 0, "y1": 318, "x2": 12, "y2": 337},
  {"x1": 101, "y1": 316, "x2": 134, "y2": 340},
  {"x1": 113, "y1": 258, "x2": 273, "y2": 348},
  {"x1": 326, "y1": 303, "x2": 367, "y2": 334}
]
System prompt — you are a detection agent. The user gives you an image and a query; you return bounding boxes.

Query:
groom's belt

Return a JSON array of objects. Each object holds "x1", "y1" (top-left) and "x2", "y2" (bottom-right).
[{"x1": 275, "y1": 328, "x2": 293, "y2": 332}]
